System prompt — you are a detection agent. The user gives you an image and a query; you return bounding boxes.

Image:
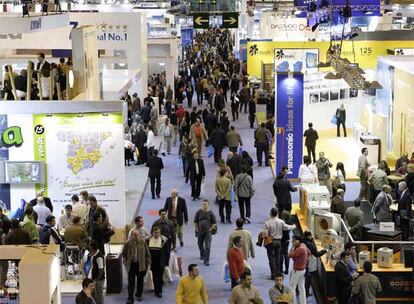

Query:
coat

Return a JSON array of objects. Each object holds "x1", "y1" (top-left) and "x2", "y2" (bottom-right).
[
  {"x1": 373, "y1": 191, "x2": 392, "y2": 222},
  {"x1": 186, "y1": 158, "x2": 205, "y2": 181},
  {"x1": 330, "y1": 196, "x2": 346, "y2": 218},
  {"x1": 146, "y1": 236, "x2": 169, "y2": 270},
  {"x1": 304, "y1": 128, "x2": 319, "y2": 147},
  {"x1": 226, "y1": 130, "x2": 242, "y2": 148},
  {"x1": 227, "y1": 229, "x2": 255, "y2": 259},
  {"x1": 210, "y1": 128, "x2": 226, "y2": 148},
  {"x1": 189, "y1": 123, "x2": 208, "y2": 143},
  {"x1": 336, "y1": 108, "x2": 346, "y2": 123},
  {"x1": 398, "y1": 190, "x2": 413, "y2": 218},
  {"x1": 215, "y1": 175, "x2": 232, "y2": 201},
  {"x1": 334, "y1": 260, "x2": 353, "y2": 304},
  {"x1": 227, "y1": 153, "x2": 242, "y2": 178},
  {"x1": 164, "y1": 196, "x2": 189, "y2": 226},
  {"x1": 344, "y1": 207, "x2": 364, "y2": 240},
  {"x1": 234, "y1": 173, "x2": 254, "y2": 198},
  {"x1": 147, "y1": 156, "x2": 164, "y2": 178},
  {"x1": 122, "y1": 239, "x2": 151, "y2": 273},
  {"x1": 272, "y1": 178, "x2": 297, "y2": 209}
]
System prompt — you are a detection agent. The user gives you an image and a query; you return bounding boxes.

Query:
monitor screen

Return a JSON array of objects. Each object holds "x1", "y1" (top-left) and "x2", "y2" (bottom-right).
[{"x1": 3, "y1": 162, "x2": 43, "y2": 184}]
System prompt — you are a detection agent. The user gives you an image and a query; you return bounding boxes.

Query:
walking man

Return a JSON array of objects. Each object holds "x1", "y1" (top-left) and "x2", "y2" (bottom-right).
[
  {"x1": 226, "y1": 126, "x2": 243, "y2": 153},
  {"x1": 263, "y1": 208, "x2": 296, "y2": 279},
  {"x1": 159, "y1": 118, "x2": 173, "y2": 156},
  {"x1": 234, "y1": 167, "x2": 255, "y2": 223},
  {"x1": 272, "y1": 170, "x2": 297, "y2": 216},
  {"x1": 186, "y1": 151, "x2": 206, "y2": 201},
  {"x1": 303, "y1": 123, "x2": 318, "y2": 163},
  {"x1": 254, "y1": 123, "x2": 271, "y2": 166},
  {"x1": 336, "y1": 104, "x2": 347, "y2": 137},
  {"x1": 351, "y1": 261, "x2": 382, "y2": 304},
  {"x1": 146, "y1": 149, "x2": 164, "y2": 199},
  {"x1": 164, "y1": 189, "x2": 188, "y2": 247},
  {"x1": 176, "y1": 264, "x2": 208, "y2": 304},
  {"x1": 228, "y1": 271, "x2": 264, "y2": 304},
  {"x1": 289, "y1": 235, "x2": 310, "y2": 304},
  {"x1": 194, "y1": 200, "x2": 217, "y2": 266}
]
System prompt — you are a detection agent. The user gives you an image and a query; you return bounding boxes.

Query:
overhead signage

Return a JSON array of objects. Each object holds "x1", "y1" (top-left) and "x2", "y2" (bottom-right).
[
  {"x1": 193, "y1": 13, "x2": 210, "y2": 29},
  {"x1": 259, "y1": 15, "x2": 316, "y2": 40},
  {"x1": 275, "y1": 48, "x2": 319, "y2": 73},
  {"x1": 222, "y1": 12, "x2": 239, "y2": 29},
  {"x1": 246, "y1": 40, "x2": 414, "y2": 78},
  {"x1": 275, "y1": 73, "x2": 304, "y2": 178}
]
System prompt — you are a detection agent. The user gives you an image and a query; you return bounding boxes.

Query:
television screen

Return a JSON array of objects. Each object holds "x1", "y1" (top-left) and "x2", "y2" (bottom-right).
[{"x1": 4, "y1": 162, "x2": 43, "y2": 184}]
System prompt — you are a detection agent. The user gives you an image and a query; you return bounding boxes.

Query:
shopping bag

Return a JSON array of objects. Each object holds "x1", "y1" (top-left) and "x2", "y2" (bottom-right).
[
  {"x1": 170, "y1": 252, "x2": 180, "y2": 276},
  {"x1": 221, "y1": 261, "x2": 230, "y2": 283},
  {"x1": 162, "y1": 266, "x2": 173, "y2": 283},
  {"x1": 176, "y1": 157, "x2": 182, "y2": 168},
  {"x1": 146, "y1": 269, "x2": 154, "y2": 290},
  {"x1": 231, "y1": 188, "x2": 237, "y2": 204},
  {"x1": 200, "y1": 181, "x2": 205, "y2": 197},
  {"x1": 207, "y1": 144, "x2": 214, "y2": 158},
  {"x1": 238, "y1": 146, "x2": 243, "y2": 155},
  {"x1": 330, "y1": 114, "x2": 337, "y2": 125}
]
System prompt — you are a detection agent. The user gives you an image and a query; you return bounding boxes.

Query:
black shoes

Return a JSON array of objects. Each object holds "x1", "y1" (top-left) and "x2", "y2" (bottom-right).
[{"x1": 180, "y1": 241, "x2": 184, "y2": 247}]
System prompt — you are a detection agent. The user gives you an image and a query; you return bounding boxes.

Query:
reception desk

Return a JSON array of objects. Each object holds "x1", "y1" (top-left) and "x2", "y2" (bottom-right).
[{"x1": 294, "y1": 188, "x2": 414, "y2": 303}]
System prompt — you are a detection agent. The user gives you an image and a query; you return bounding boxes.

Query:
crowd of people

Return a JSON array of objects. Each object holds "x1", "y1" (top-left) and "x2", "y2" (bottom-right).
[
  {"x1": 1, "y1": 53, "x2": 70, "y2": 100},
  {"x1": 0, "y1": 27, "x2": 402, "y2": 304}
]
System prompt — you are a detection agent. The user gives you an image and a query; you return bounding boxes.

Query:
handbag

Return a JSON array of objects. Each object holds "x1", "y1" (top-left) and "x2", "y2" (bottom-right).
[
  {"x1": 207, "y1": 144, "x2": 214, "y2": 158},
  {"x1": 162, "y1": 266, "x2": 173, "y2": 283},
  {"x1": 330, "y1": 114, "x2": 337, "y2": 125},
  {"x1": 146, "y1": 269, "x2": 154, "y2": 290},
  {"x1": 222, "y1": 261, "x2": 230, "y2": 283}
]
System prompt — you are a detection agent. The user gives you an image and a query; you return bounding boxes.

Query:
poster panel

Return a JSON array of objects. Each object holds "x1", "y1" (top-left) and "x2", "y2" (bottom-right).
[{"x1": 275, "y1": 73, "x2": 304, "y2": 178}]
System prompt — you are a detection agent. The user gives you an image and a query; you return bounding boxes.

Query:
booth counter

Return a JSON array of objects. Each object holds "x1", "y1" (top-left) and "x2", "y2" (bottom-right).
[
  {"x1": 296, "y1": 186, "x2": 414, "y2": 303},
  {"x1": 0, "y1": 245, "x2": 61, "y2": 304}
]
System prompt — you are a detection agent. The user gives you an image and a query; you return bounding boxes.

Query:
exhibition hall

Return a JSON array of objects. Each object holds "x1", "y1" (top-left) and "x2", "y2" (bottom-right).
[{"x1": 0, "y1": 0, "x2": 413, "y2": 304}]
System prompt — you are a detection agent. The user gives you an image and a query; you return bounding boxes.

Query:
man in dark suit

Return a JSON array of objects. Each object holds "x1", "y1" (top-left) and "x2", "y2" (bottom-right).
[
  {"x1": 163, "y1": 189, "x2": 188, "y2": 247},
  {"x1": 398, "y1": 181, "x2": 412, "y2": 240},
  {"x1": 147, "y1": 149, "x2": 164, "y2": 199},
  {"x1": 210, "y1": 126, "x2": 226, "y2": 164},
  {"x1": 334, "y1": 251, "x2": 353, "y2": 304},
  {"x1": 272, "y1": 170, "x2": 297, "y2": 215},
  {"x1": 186, "y1": 151, "x2": 205, "y2": 201},
  {"x1": 303, "y1": 122, "x2": 319, "y2": 163},
  {"x1": 336, "y1": 104, "x2": 347, "y2": 137},
  {"x1": 133, "y1": 124, "x2": 147, "y2": 165},
  {"x1": 36, "y1": 52, "x2": 50, "y2": 77},
  {"x1": 30, "y1": 191, "x2": 53, "y2": 212}
]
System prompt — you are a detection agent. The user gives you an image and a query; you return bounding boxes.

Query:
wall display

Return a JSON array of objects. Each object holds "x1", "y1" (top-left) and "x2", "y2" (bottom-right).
[
  {"x1": 275, "y1": 73, "x2": 304, "y2": 178},
  {"x1": 0, "y1": 113, "x2": 126, "y2": 226},
  {"x1": 274, "y1": 48, "x2": 319, "y2": 72},
  {"x1": 247, "y1": 40, "x2": 414, "y2": 78}
]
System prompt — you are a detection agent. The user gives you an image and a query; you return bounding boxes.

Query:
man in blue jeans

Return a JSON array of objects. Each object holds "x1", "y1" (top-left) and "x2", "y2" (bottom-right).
[{"x1": 194, "y1": 200, "x2": 217, "y2": 266}]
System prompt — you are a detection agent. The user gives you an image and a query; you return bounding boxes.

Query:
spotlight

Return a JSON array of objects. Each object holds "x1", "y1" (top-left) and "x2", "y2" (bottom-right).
[
  {"x1": 311, "y1": 22, "x2": 319, "y2": 32},
  {"x1": 364, "y1": 10, "x2": 373, "y2": 15}
]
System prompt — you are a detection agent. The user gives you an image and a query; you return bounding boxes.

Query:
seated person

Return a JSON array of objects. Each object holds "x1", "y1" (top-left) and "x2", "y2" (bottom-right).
[{"x1": 58, "y1": 204, "x2": 75, "y2": 231}]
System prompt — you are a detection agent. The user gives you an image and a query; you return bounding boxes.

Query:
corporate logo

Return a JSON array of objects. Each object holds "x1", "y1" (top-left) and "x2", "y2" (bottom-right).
[
  {"x1": 276, "y1": 49, "x2": 284, "y2": 59},
  {"x1": 249, "y1": 44, "x2": 258, "y2": 56},
  {"x1": 270, "y1": 23, "x2": 311, "y2": 32},
  {"x1": 1, "y1": 126, "x2": 23, "y2": 148},
  {"x1": 30, "y1": 18, "x2": 42, "y2": 31},
  {"x1": 396, "y1": 49, "x2": 404, "y2": 56}
]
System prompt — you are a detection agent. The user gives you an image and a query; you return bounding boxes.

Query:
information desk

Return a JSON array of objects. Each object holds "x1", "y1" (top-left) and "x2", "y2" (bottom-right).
[{"x1": 294, "y1": 208, "x2": 414, "y2": 303}]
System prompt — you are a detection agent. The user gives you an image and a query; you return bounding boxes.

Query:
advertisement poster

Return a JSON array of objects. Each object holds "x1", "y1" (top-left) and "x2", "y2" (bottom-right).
[
  {"x1": 275, "y1": 73, "x2": 304, "y2": 178},
  {"x1": 274, "y1": 48, "x2": 319, "y2": 73},
  {"x1": 32, "y1": 113, "x2": 125, "y2": 225}
]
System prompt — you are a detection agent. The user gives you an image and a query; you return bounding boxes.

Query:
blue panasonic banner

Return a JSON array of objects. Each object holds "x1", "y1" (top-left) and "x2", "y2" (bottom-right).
[{"x1": 276, "y1": 73, "x2": 304, "y2": 178}]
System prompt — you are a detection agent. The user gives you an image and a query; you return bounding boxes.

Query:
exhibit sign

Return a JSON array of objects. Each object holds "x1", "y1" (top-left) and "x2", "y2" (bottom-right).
[
  {"x1": 259, "y1": 15, "x2": 316, "y2": 40},
  {"x1": 247, "y1": 40, "x2": 414, "y2": 78},
  {"x1": 0, "y1": 113, "x2": 126, "y2": 226},
  {"x1": 275, "y1": 73, "x2": 304, "y2": 178},
  {"x1": 274, "y1": 48, "x2": 319, "y2": 72}
]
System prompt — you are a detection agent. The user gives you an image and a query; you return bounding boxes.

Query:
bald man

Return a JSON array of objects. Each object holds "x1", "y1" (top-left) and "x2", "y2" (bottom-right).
[{"x1": 164, "y1": 189, "x2": 188, "y2": 247}]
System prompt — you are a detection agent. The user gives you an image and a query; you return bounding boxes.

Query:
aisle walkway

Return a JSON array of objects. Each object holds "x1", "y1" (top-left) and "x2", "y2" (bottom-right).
[{"x1": 62, "y1": 102, "x2": 318, "y2": 303}]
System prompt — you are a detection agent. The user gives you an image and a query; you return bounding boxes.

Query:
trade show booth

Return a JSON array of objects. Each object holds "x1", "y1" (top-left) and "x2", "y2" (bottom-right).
[{"x1": 0, "y1": 101, "x2": 127, "y2": 227}]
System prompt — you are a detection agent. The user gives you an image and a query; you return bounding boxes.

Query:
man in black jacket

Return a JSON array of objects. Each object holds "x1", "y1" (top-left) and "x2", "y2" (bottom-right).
[
  {"x1": 303, "y1": 230, "x2": 327, "y2": 297},
  {"x1": 334, "y1": 251, "x2": 353, "y2": 304},
  {"x1": 248, "y1": 97, "x2": 256, "y2": 129},
  {"x1": 164, "y1": 189, "x2": 188, "y2": 247},
  {"x1": 147, "y1": 149, "x2": 164, "y2": 199},
  {"x1": 133, "y1": 124, "x2": 147, "y2": 165},
  {"x1": 397, "y1": 181, "x2": 412, "y2": 240},
  {"x1": 76, "y1": 278, "x2": 95, "y2": 304},
  {"x1": 205, "y1": 108, "x2": 217, "y2": 140},
  {"x1": 272, "y1": 171, "x2": 297, "y2": 215},
  {"x1": 303, "y1": 123, "x2": 319, "y2": 163},
  {"x1": 151, "y1": 209, "x2": 176, "y2": 265},
  {"x1": 226, "y1": 151, "x2": 242, "y2": 179},
  {"x1": 186, "y1": 151, "x2": 205, "y2": 201},
  {"x1": 89, "y1": 213, "x2": 114, "y2": 255},
  {"x1": 210, "y1": 126, "x2": 226, "y2": 164}
]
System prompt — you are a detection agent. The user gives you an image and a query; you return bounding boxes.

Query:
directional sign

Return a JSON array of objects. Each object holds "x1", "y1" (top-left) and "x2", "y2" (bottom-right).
[
  {"x1": 222, "y1": 12, "x2": 239, "y2": 29},
  {"x1": 193, "y1": 13, "x2": 210, "y2": 29}
]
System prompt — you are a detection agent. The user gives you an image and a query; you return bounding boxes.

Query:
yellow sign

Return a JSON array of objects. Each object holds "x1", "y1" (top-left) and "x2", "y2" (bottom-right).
[{"x1": 247, "y1": 40, "x2": 414, "y2": 78}]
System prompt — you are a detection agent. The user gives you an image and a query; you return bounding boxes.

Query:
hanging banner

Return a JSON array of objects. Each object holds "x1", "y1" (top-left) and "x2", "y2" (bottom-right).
[{"x1": 276, "y1": 73, "x2": 304, "y2": 178}]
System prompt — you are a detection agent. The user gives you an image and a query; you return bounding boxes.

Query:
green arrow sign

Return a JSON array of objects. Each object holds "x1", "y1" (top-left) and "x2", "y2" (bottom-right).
[
  {"x1": 222, "y1": 12, "x2": 239, "y2": 28},
  {"x1": 193, "y1": 13, "x2": 210, "y2": 29}
]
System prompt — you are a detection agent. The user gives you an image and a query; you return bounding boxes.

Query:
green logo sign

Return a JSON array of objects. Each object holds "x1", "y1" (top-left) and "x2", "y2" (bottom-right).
[{"x1": 1, "y1": 126, "x2": 23, "y2": 148}]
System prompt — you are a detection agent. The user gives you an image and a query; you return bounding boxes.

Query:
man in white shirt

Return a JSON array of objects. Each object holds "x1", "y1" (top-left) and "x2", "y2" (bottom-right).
[
  {"x1": 127, "y1": 215, "x2": 151, "y2": 240},
  {"x1": 146, "y1": 125, "x2": 156, "y2": 159},
  {"x1": 71, "y1": 194, "x2": 87, "y2": 224},
  {"x1": 58, "y1": 204, "x2": 75, "y2": 231},
  {"x1": 33, "y1": 197, "x2": 52, "y2": 226}
]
